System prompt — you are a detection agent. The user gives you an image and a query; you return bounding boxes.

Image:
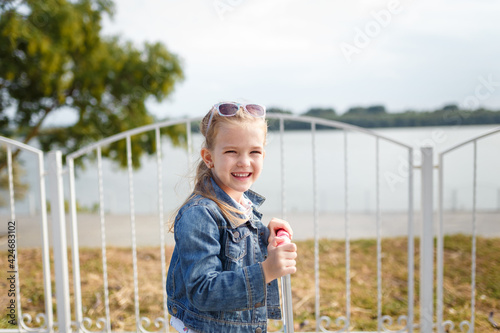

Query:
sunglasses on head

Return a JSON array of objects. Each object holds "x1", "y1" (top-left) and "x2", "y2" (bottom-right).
[{"x1": 206, "y1": 102, "x2": 266, "y2": 132}]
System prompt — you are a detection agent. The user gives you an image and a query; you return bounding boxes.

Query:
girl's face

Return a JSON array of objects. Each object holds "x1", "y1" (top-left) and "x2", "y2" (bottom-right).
[{"x1": 201, "y1": 121, "x2": 266, "y2": 203}]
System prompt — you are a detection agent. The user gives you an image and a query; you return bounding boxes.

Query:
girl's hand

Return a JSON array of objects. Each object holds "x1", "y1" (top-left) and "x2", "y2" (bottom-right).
[
  {"x1": 261, "y1": 233, "x2": 297, "y2": 283},
  {"x1": 268, "y1": 218, "x2": 293, "y2": 244}
]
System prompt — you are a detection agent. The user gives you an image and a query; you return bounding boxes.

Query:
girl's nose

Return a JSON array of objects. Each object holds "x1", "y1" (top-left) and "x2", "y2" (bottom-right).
[{"x1": 237, "y1": 155, "x2": 250, "y2": 167}]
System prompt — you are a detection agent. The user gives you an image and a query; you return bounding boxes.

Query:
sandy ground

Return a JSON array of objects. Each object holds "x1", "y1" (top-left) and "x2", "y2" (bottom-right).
[{"x1": 1, "y1": 210, "x2": 499, "y2": 249}]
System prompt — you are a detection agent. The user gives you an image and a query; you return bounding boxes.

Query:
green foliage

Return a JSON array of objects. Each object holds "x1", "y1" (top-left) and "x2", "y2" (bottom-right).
[
  {"x1": 266, "y1": 107, "x2": 293, "y2": 131},
  {"x1": 0, "y1": 0, "x2": 184, "y2": 169},
  {"x1": 346, "y1": 105, "x2": 386, "y2": 115},
  {"x1": 346, "y1": 106, "x2": 367, "y2": 115},
  {"x1": 267, "y1": 107, "x2": 293, "y2": 115},
  {"x1": 304, "y1": 107, "x2": 337, "y2": 117}
]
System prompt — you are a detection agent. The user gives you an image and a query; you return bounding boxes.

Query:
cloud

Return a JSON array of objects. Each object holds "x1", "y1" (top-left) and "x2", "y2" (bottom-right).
[{"x1": 101, "y1": 0, "x2": 500, "y2": 117}]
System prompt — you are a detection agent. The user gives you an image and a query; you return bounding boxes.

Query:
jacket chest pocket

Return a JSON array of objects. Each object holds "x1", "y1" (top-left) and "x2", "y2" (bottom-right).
[{"x1": 225, "y1": 228, "x2": 251, "y2": 262}]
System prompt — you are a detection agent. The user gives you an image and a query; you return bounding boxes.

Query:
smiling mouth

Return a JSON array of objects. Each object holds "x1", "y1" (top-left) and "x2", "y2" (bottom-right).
[{"x1": 232, "y1": 172, "x2": 251, "y2": 178}]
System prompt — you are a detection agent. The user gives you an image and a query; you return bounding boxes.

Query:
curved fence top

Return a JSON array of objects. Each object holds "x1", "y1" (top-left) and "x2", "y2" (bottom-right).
[
  {"x1": 269, "y1": 113, "x2": 413, "y2": 149},
  {"x1": 66, "y1": 117, "x2": 203, "y2": 160},
  {"x1": 66, "y1": 113, "x2": 413, "y2": 161},
  {"x1": 0, "y1": 135, "x2": 44, "y2": 155},
  {"x1": 440, "y1": 125, "x2": 500, "y2": 156}
]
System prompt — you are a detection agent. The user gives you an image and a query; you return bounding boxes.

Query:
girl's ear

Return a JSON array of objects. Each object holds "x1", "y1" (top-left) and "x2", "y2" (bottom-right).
[{"x1": 201, "y1": 147, "x2": 214, "y2": 168}]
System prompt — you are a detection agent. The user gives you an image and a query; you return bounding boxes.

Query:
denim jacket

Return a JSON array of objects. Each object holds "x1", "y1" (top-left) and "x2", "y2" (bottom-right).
[{"x1": 166, "y1": 179, "x2": 282, "y2": 333}]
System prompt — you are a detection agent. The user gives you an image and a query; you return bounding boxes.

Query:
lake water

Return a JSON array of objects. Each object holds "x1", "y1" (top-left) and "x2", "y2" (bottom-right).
[{"x1": 3, "y1": 124, "x2": 500, "y2": 217}]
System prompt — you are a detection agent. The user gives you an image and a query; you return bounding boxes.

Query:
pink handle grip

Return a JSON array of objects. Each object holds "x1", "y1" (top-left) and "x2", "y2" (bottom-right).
[{"x1": 276, "y1": 229, "x2": 291, "y2": 245}]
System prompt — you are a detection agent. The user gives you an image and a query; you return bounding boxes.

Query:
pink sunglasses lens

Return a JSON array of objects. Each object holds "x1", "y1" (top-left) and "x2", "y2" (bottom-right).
[
  {"x1": 245, "y1": 104, "x2": 265, "y2": 117},
  {"x1": 218, "y1": 103, "x2": 240, "y2": 116}
]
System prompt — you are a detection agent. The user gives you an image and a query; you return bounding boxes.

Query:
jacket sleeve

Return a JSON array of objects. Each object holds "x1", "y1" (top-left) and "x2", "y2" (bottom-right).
[{"x1": 174, "y1": 205, "x2": 267, "y2": 312}]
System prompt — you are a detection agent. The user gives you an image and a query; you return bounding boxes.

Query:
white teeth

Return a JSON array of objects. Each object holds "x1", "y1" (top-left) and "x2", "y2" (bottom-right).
[{"x1": 233, "y1": 173, "x2": 250, "y2": 177}]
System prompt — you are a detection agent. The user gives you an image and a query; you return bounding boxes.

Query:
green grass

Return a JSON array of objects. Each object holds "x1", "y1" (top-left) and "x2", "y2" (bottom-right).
[
  {"x1": 292, "y1": 235, "x2": 500, "y2": 332},
  {"x1": 1, "y1": 235, "x2": 499, "y2": 332}
]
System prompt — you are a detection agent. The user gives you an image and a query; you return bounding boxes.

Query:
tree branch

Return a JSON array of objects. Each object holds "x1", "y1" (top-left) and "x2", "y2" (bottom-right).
[
  {"x1": 22, "y1": 105, "x2": 55, "y2": 145},
  {"x1": 0, "y1": 105, "x2": 55, "y2": 171}
]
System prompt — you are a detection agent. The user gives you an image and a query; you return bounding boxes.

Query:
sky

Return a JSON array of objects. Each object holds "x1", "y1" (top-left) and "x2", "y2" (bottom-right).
[{"x1": 93, "y1": 0, "x2": 500, "y2": 120}]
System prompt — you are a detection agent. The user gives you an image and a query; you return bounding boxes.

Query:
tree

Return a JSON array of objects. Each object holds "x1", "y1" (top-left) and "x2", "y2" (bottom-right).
[
  {"x1": 366, "y1": 105, "x2": 386, "y2": 114},
  {"x1": 266, "y1": 107, "x2": 298, "y2": 131},
  {"x1": 345, "y1": 105, "x2": 386, "y2": 115},
  {"x1": 441, "y1": 104, "x2": 459, "y2": 111},
  {"x1": 345, "y1": 106, "x2": 366, "y2": 115},
  {"x1": 0, "y1": 0, "x2": 184, "y2": 171},
  {"x1": 303, "y1": 107, "x2": 336, "y2": 118}
]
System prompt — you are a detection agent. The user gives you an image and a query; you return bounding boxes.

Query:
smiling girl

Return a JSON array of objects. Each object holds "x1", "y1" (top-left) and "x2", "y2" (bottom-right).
[{"x1": 166, "y1": 102, "x2": 297, "y2": 333}]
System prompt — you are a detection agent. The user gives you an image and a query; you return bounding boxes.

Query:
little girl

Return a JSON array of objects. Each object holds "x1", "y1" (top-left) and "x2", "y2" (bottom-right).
[{"x1": 167, "y1": 102, "x2": 297, "y2": 333}]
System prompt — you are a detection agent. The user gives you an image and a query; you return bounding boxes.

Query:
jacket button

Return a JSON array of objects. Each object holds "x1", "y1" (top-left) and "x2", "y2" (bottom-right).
[
  {"x1": 255, "y1": 328, "x2": 262, "y2": 333},
  {"x1": 233, "y1": 231, "x2": 240, "y2": 238},
  {"x1": 172, "y1": 306, "x2": 178, "y2": 314}
]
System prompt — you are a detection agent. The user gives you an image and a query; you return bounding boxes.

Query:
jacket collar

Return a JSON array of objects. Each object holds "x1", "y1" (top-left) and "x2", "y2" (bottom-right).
[{"x1": 244, "y1": 188, "x2": 266, "y2": 209}]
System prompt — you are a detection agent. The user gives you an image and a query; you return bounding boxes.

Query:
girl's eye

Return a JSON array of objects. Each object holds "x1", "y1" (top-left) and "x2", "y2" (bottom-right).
[
  {"x1": 225, "y1": 150, "x2": 236, "y2": 154},
  {"x1": 251, "y1": 150, "x2": 262, "y2": 154}
]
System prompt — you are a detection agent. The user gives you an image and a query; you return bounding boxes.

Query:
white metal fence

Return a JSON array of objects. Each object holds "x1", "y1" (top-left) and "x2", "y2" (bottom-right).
[
  {"x1": 0, "y1": 137, "x2": 53, "y2": 332},
  {"x1": 436, "y1": 126, "x2": 500, "y2": 333},
  {"x1": 1, "y1": 116, "x2": 499, "y2": 333}
]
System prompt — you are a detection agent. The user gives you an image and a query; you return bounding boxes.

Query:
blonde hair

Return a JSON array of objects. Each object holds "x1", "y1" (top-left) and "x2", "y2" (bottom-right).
[{"x1": 170, "y1": 105, "x2": 267, "y2": 230}]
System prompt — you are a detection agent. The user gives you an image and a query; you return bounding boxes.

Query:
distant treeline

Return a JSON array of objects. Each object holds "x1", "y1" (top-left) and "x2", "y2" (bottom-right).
[{"x1": 266, "y1": 104, "x2": 500, "y2": 130}]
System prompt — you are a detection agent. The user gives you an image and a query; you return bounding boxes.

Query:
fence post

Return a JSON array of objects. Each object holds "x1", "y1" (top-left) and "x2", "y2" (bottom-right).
[
  {"x1": 420, "y1": 146, "x2": 434, "y2": 332},
  {"x1": 47, "y1": 151, "x2": 71, "y2": 332}
]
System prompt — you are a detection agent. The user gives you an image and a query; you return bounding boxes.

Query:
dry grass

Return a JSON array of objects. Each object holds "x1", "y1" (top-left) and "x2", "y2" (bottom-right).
[{"x1": 1, "y1": 235, "x2": 499, "y2": 332}]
